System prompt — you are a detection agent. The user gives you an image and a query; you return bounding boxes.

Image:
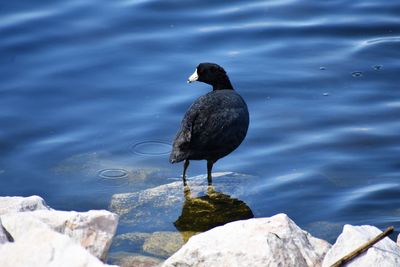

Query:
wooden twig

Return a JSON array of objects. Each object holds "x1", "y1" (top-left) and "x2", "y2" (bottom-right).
[{"x1": 330, "y1": 226, "x2": 394, "y2": 267}]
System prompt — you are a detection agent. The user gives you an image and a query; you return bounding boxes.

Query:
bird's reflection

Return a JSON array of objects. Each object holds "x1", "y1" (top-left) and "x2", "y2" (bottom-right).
[{"x1": 174, "y1": 185, "x2": 254, "y2": 242}]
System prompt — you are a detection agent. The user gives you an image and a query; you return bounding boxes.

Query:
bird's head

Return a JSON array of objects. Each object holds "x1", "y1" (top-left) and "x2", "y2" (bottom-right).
[{"x1": 187, "y1": 63, "x2": 234, "y2": 90}]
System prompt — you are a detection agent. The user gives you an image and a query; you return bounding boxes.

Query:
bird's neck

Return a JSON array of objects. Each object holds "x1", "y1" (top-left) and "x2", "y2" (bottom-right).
[{"x1": 212, "y1": 78, "x2": 234, "y2": 91}]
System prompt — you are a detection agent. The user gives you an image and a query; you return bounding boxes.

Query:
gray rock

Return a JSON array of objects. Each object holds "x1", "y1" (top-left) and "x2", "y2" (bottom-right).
[
  {"x1": 0, "y1": 195, "x2": 50, "y2": 215},
  {"x1": 52, "y1": 151, "x2": 164, "y2": 182},
  {"x1": 143, "y1": 232, "x2": 184, "y2": 258},
  {"x1": 1, "y1": 209, "x2": 118, "y2": 261},
  {"x1": 109, "y1": 252, "x2": 163, "y2": 267},
  {"x1": 112, "y1": 232, "x2": 151, "y2": 251},
  {"x1": 322, "y1": 225, "x2": 400, "y2": 267},
  {"x1": 109, "y1": 172, "x2": 254, "y2": 230},
  {"x1": 162, "y1": 214, "x2": 331, "y2": 267}
]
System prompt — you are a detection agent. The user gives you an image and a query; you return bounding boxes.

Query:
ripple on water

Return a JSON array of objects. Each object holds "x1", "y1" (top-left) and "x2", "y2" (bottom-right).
[
  {"x1": 373, "y1": 65, "x2": 382, "y2": 71},
  {"x1": 98, "y1": 168, "x2": 129, "y2": 179},
  {"x1": 351, "y1": 71, "x2": 363, "y2": 77},
  {"x1": 130, "y1": 140, "x2": 172, "y2": 156},
  {"x1": 338, "y1": 182, "x2": 400, "y2": 210},
  {"x1": 366, "y1": 36, "x2": 400, "y2": 44}
]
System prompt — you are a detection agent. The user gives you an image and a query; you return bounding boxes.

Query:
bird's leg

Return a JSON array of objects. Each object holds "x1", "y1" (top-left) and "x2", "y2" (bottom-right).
[
  {"x1": 207, "y1": 160, "x2": 214, "y2": 186},
  {"x1": 207, "y1": 185, "x2": 216, "y2": 196},
  {"x1": 183, "y1": 185, "x2": 191, "y2": 200},
  {"x1": 182, "y1": 159, "x2": 190, "y2": 186}
]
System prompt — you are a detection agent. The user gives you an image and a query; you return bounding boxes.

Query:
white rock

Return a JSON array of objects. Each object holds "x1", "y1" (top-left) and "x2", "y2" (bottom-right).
[
  {"x1": 322, "y1": 225, "x2": 400, "y2": 267},
  {"x1": 0, "y1": 215, "x2": 116, "y2": 267},
  {"x1": 163, "y1": 213, "x2": 331, "y2": 267},
  {"x1": 0, "y1": 218, "x2": 10, "y2": 244},
  {"x1": 397, "y1": 233, "x2": 400, "y2": 247},
  {"x1": 0, "y1": 195, "x2": 50, "y2": 215},
  {"x1": 1, "y1": 209, "x2": 118, "y2": 261}
]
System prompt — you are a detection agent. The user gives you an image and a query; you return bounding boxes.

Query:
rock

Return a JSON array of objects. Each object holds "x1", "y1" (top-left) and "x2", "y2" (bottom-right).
[
  {"x1": 109, "y1": 173, "x2": 255, "y2": 261},
  {"x1": 397, "y1": 233, "x2": 400, "y2": 247},
  {"x1": 109, "y1": 252, "x2": 163, "y2": 267},
  {"x1": 0, "y1": 218, "x2": 13, "y2": 243},
  {"x1": 143, "y1": 232, "x2": 184, "y2": 258},
  {"x1": 322, "y1": 225, "x2": 400, "y2": 267},
  {"x1": 0, "y1": 195, "x2": 50, "y2": 215},
  {"x1": 1, "y1": 209, "x2": 118, "y2": 261},
  {"x1": 162, "y1": 214, "x2": 331, "y2": 267},
  {"x1": 0, "y1": 196, "x2": 118, "y2": 266},
  {"x1": 112, "y1": 232, "x2": 151, "y2": 251},
  {"x1": 0, "y1": 218, "x2": 10, "y2": 244},
  {"x1": 110, "y1": 172, "x2": 254, "y2": 231},
  {"x1": 52, "y1": 151, "x2": 165, "y2": 183},
  {"x1": 0, "y1": 215, "x2": 116, "y2": 267}
]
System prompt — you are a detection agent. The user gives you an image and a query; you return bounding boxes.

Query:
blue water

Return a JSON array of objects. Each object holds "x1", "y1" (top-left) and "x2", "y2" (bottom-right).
[{"x1": 1, "y1": 0, "x2": 400, "y2": 258}]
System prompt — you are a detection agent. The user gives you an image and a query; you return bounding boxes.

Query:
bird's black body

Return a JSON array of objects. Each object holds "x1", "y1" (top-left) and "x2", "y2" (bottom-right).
[
  {"x1": 170, "y1": 90, "x2": 248, "y2": 162},
  {"x1": 170, "y1": 63, "x2": 249, "y2": 185}
]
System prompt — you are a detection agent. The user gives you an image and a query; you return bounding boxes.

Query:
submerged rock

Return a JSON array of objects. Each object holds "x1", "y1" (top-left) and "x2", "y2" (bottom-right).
[
  {"x1": 0, "y1": 195, "x2": 50, "y2": 215},
  {"x1": 112, "y1": 232, "x2": 151, "y2": 251},
  {"x1": 52, "y1": 151, "x2": 165, "y2": 183},
  {"x1": 322, "y1": 225, "x2": 400, "y2": 267},
  {"x1": 109, "y1": 252, "x2": 163, "y2": 267},
  {"x1": 143, "y1": 231, "x2": 184, "y2": 258},
  {"x1": 162, "y1": 214, "x2": 331, "y2": 267},
  {"x1": 109, "y1": 172, "x2": 254, "y2": 232},
  {"x1": 1, "y1": 209, "x2": 118, "y2": 261}
]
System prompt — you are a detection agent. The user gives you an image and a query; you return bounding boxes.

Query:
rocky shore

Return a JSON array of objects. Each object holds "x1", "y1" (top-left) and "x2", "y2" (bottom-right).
[
  {"x1": 0, "y1": 196, "x2": 118, "y2": 267},
  {"x1": 1, "y1": 185, "x2": 400, "y2": 266},
  {"x1": 162, "y1": 214, "x2": 400, "y2": 267}
]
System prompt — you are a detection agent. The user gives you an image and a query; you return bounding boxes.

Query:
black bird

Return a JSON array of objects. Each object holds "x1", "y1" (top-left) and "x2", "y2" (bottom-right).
[{"x1": 170, "y1": 63, "x2": 249, "y2": 185}]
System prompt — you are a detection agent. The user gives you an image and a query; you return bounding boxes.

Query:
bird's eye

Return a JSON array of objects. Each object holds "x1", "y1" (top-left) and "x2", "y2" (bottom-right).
[{"x1": 197, "y1": 68, "x2": 203, "y2": 75}]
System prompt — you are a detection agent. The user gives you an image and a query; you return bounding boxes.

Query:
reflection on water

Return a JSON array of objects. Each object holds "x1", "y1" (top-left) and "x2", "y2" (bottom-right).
[{"x1": 174, "y1": 186, "x2": 254, "y2": 242}]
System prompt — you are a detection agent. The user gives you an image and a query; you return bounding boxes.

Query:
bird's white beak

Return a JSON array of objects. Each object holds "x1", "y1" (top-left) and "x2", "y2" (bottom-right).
[{"x1": 187, "y1": 68, "x2": 198, "y2": 83}]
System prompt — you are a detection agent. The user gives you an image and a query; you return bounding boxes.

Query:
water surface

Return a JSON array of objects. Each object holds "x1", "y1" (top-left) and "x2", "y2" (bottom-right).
[{"x1": 1, "y1": 0, "x2": 400, "y2": 261}]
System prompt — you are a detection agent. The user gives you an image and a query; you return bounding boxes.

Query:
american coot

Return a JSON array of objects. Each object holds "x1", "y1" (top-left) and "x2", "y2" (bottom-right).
[{"x1": 170, "y1": 63, "x2": 249, "y2": 186}]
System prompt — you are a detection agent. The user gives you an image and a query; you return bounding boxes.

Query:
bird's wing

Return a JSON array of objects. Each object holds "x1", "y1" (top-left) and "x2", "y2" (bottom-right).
[
  {"x1": 191, "y1": 105, "x2": 246, "y2": 150},
  {"x1": 169, "y1": 101, "x2": 202, "y2": 163},
  {"x1": 176, "y1": 92, "x2": 247, "y2": 147},
  {"x1": 170, "y1": 91, "x2": 248, "y2": 163}
]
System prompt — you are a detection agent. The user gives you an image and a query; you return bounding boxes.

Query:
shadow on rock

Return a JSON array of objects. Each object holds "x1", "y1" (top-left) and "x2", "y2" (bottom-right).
[{"x1": 174, "y1": 186, "x2": 254, "y2": 242}]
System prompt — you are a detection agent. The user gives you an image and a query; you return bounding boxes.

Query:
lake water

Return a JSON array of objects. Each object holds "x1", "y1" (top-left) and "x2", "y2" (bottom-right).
[{"x1": 1, "y1": 0, "x2": 400, "y2": 263}]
